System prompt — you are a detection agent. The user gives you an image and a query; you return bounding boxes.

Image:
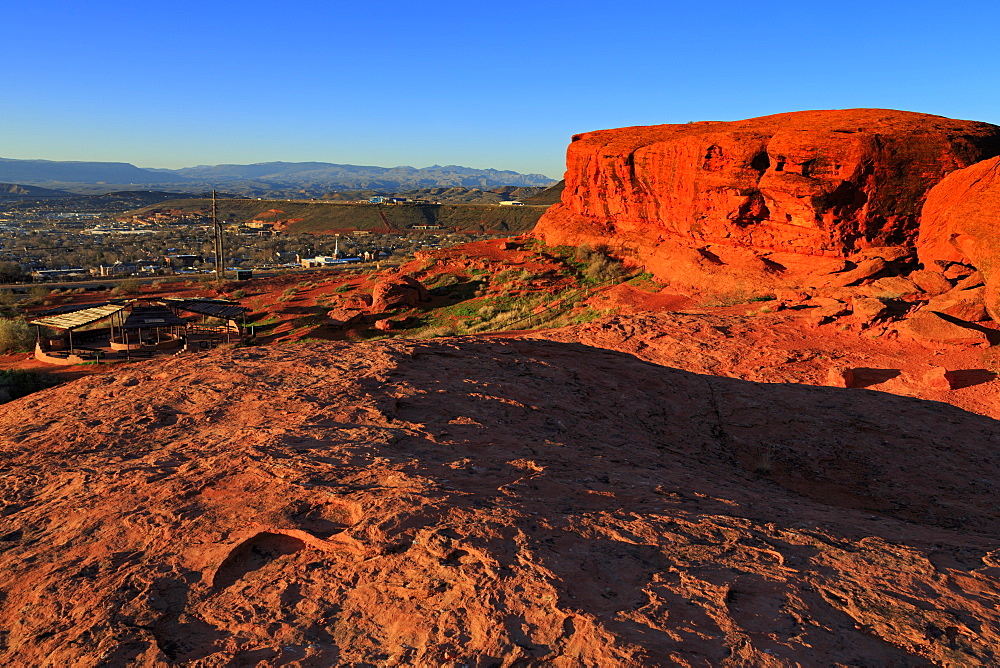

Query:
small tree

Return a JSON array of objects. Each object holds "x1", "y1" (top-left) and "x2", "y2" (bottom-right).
[
  {"x1": 118, "y1": 278, "x2": 142, "y2": 294},
  {"x1": 0, "y1": 318, "x2": 35, "y2": 354},
  {"x1": 0, "y1": 290, "x2": 17, "y2": 308}
]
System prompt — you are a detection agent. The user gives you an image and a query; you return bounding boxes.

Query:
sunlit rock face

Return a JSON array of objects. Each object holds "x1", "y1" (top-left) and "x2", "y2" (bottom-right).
[
  {"x1": 918, "y1": 155, "x2": 1000, "y2": 319},
  {"x1": 536, "y1": 109, "x2": 1000, "y2": 259}
]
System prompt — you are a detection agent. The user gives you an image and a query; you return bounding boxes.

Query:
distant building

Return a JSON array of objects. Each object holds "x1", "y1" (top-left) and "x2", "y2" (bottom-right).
[
  {"x1": 499, "y1": 200, "x2": 524, "y2": 206},
  {"x1": 164, "y1": 254, "x2": 201, "y2": 268},
  {"x1": 300, "y1": 256, "x2": 362, "y2": 267},
  {"x1": 33, "y1": 268, "x2": 88, "y2": 281}
]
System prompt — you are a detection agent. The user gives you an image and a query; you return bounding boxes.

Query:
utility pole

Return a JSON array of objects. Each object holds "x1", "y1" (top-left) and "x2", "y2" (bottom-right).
[{"x1": 212, "y1": 190, "x2": 225, "y2": 283}]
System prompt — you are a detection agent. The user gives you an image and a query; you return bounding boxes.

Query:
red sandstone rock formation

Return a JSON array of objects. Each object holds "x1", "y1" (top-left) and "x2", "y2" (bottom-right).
[
  {"x1": 326, "y1": 307, "x2": 366, "y2": 329},
  {"x1": 918, "y1": 155, "x2": 1000, "y2": 319},
  {"x1": 4, "y1": 340, "x2": 1000, "y2": 664},
  {"x1": 370, "y1": 274, "x2": 429, "y2": 313},
  {"x1": 535, "y1": 109, "x2": 1000, "y2": 284}
]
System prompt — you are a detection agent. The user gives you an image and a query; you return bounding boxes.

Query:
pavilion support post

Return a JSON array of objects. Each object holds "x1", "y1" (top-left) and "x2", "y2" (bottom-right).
[{"x1": 69, "y1": 329, "x2": 74, "y2": 355}]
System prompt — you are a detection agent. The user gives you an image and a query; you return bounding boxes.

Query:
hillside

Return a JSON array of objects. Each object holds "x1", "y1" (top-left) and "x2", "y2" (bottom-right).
[
  {"x1": 4, "y1": 190, "x2": 198, "y2": 214},
  {"x1": 129, "y1": 198, "x2": 551, "y2": 233},
  {"x1": 522, "y1": 179, "x2": 565, "y2": 205},
  {"x1": 0, "y1": 183, "x2": 73, "y2": 198}
]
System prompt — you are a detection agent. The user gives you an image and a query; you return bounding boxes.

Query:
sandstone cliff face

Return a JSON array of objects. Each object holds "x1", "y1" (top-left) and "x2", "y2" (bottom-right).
[
  {"x1": 918, "y1": 155, "x2": 1000, "y2": 319},
  {"x1": 535, "y1": 109, "x2": 1000, "y2": 265}
]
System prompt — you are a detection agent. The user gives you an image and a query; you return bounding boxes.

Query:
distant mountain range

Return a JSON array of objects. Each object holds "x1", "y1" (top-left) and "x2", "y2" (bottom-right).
[{"x1": 0, "y1": 157, "x2": 557, "y2": 197}]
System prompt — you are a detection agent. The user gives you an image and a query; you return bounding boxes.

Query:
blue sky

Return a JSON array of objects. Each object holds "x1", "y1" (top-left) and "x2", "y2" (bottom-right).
[{"x1": 4, "y1": 0, "x2": 1000, "y2": 180}]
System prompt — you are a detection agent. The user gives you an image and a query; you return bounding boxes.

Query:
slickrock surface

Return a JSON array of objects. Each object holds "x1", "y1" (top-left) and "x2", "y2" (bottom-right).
[
  {"x1": 3, "y1": 339, "x2": 1000, "y2": 666},
  {"x1": 535, "y1": 308, "x2": 1000, "y2": 419},
  {"x1": 919, "y1": 155, "x2": 1000, "y2": 320},
  {"x1": 535, "y1": 109, "x2": 1000, "y2": 283}
]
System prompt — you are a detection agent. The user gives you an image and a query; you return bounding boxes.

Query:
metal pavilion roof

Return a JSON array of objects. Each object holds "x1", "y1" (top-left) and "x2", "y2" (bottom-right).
[
  {"x1": 162, "y1": 297, "x2": 248, "y2": 320},
  {"x1": 120, "y1": 306, "x2": 188, "y2": 330},
  {"x1": 29, "y1": 303, "x2": 129, "y2": 331},
  {"x1": 35, "y1": 300, "x2": 128, "y2": 317}
]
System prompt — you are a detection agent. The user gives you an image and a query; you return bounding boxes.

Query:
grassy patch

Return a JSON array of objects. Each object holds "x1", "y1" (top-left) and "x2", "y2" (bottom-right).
[
  {"x1": 700, "y1": 287, "x2": 758, "y2": 307},
  {"x1": 626, "y1": 272, "x2": 664, "y2": 291}
]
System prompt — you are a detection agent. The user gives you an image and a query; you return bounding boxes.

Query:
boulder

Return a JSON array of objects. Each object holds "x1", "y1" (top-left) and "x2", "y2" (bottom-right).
[
  {"x1": 536, "y1": 109, "x2": 1000, "y2": 274},
  {"x1": 370, "y1": 275, "x2": 429, "y2": 313},
  {"x1": 923, "y1": 286, "x2": 990, "y2": 322},
  {"x1": 853, "y1": 247, "x2": 915, "y2": 264},
  {"x1": 826, "y1": 258, "x2": 888, "y2": 287},
  {"x1": 941, "y1": 263, "x2": 977, "y2": 281},
  {"x1": 327, "y1": 308, "x2": 366, "y2": 329},
  {"x1": 345, "y1": 293, "x2": 374, "y2": 310},
  {"x1": 850, "y1": 297, "x2": 893, "y2": 329},
  {"x1": 954, "y1": 272, "x2": 985, "y2": 291},
  {"x1": 922, "y1": 366, "x2": 958, "y2": 391},
  {"x1": 897, "y1": 310, "x2": 991, "y2": 347},
  {"x1": 918, "y1": 156, "x2": 1000, "y2": 319},
  {"x1": 773, "y1": 288, "x2": 810, "y2": 304},
  {"x1": 801, "y1": 301, "x2": 851, "y2": 327},
  {"x1": 865, "y1": 276, "x2": 923, "y2": 299},
  {"x1": 907, "y1": 270, "x2": 952, "y2": 296},
  {"x1": 826, "y1": 367, "x2": 857, "y2": 388},
  {"x1": 374, "y1": 317, "x2": 407, "y2": 332}
]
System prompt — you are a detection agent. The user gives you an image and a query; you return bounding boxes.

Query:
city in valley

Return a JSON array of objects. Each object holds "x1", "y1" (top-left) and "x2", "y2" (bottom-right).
[{"x1": 0, "y1": 186, "x2": 554, "y2": 286}]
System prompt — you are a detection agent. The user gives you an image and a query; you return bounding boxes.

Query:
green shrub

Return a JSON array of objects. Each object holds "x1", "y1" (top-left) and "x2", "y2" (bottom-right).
[
  {"x1": 582, "y1": 251, "x2": 627, "y2": 284},
  {"x1": 417, "y1": 325, "x2": 455, "y2": 338},
  {"x1": 0, "y1": 318, "x2": 35, "y2": 354},
  {"x1": 232, "y1": 289, "x2": 247, "y2": 299},
  {"x1": 25, "y1": 286, "x2": 50, "y2": 304},
  {"x1": 493, "y1": 269, "x2": 518, "y2": 284},
  {"x1": 118, "y1": 278, "x2": 142, "y2": 294}
]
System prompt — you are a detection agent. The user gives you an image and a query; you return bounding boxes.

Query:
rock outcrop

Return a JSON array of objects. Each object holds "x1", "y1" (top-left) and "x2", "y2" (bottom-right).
[
  {"x1": 918, "y1": 155, "x2": 1000, "y2": 319},
  {"x1": 370, "y1": 274, "x2": 429, "y2": 313},
  {"x1": 4, "y1": 340, "x2": 1000, "y2": 665},
  {"x1": 535, "y1": 109, "x2": 1000, "y2": 284}
]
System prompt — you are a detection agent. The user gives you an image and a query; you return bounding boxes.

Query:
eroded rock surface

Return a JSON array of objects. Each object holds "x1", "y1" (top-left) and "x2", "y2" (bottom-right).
[{"x1": 2, "y1": 340, "x2": 1000, "y2": 665}]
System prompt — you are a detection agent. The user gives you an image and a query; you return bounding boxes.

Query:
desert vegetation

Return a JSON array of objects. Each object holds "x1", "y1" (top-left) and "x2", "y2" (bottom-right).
[
  {"x1": 0, "y1": 317, "x2": 34, "y2": 354},
  {"x1": 0, "y1": 369, "x2": 61, "y2": 404}
]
